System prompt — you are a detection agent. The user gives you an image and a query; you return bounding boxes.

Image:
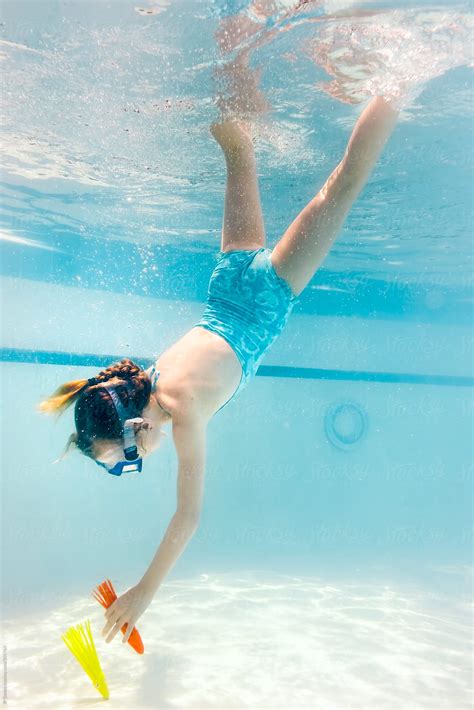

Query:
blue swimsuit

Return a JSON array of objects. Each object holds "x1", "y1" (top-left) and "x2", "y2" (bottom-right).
[{"x1": 194, "y1": 247, "x2": 298, "y2": 411}]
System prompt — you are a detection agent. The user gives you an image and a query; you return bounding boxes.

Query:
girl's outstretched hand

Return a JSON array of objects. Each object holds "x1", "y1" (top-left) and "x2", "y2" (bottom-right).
[{"x1": 101, "y1": 582, "x2": 153, "y2": 645}]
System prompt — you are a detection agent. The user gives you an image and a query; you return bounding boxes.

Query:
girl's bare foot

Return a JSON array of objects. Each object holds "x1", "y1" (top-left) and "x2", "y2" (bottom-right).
[
  {"x1": 210, "y1": 119, "x2": 254, "y2": 155},
  {"x1": 212, "y1": 48, "x2": 271, "y2": 122}
]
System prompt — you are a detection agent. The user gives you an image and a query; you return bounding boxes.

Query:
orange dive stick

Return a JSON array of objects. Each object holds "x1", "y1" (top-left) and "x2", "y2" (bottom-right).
[{"x1": 92, "y1": 578, "x2": 144, "y2": 654}]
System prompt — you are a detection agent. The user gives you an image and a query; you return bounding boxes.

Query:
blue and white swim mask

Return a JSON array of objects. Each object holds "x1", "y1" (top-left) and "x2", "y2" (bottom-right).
[{"x1": 93, "y1": 379, "x2": 145, "y2": 476}]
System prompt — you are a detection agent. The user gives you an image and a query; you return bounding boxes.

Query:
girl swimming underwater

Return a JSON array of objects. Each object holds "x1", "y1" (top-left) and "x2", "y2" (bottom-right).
[{"x1": 39, "y1": 95, "x2": 399, "y2": 646}]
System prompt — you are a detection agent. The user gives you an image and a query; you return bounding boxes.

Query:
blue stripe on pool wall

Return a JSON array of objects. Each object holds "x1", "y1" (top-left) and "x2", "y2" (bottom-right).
[
  {"x1": 1, "y1": 348, "x2": 473, "y2": 388},
  {"x1": 256, "y1": 365, "x2": 474, "y2": 388}
]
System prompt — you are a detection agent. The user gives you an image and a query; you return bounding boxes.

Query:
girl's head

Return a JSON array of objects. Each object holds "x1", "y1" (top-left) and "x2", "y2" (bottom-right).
[{"x1": 38, "y1": 358, "x2": 163, "y2": 471}]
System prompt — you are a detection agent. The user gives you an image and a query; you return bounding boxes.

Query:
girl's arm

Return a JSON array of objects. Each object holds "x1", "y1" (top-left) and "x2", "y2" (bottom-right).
[
  {"x1": 102, "y1": 414, "x2": 207, "y2": 645},
  {"x1": 139, "y1": 414, "x2": 207, "y2": 594}
]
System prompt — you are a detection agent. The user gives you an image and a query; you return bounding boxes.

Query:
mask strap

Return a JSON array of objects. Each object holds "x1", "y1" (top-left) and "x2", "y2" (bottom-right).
[
  {"x1": 123, "y1": 417, "x2": 144, "y2": 460},
  {"x1": 100, "y1": 381, "x2": 142, "y2": 460}
]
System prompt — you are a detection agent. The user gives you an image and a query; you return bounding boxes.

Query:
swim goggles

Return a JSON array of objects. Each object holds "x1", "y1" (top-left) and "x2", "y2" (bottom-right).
[{"x1": 94, "y1": 379, "x2": 144, "y2": 476}]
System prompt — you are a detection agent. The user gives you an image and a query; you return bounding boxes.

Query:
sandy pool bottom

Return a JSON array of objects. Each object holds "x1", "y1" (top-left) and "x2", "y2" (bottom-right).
[{"x1": 3, "y1": 570, "x2": 472, "y2": 709}]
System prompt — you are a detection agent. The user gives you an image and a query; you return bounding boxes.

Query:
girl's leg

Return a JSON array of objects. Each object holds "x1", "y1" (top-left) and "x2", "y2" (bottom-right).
[
  {"x1": 211, "y1": 120, "x2": 266, "y2": 252},
  {"x1": 272, "y1": 96, "x2": 399, "y2": 296}
]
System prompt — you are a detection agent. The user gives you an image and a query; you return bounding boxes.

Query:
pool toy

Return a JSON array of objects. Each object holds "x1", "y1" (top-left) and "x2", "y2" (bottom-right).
[
  {"x1": 92, "y1": 578, "x2": 145, "y2": 654},
  {"x1": 61, "y1": 619, "x2": 109, "y2": 699}
]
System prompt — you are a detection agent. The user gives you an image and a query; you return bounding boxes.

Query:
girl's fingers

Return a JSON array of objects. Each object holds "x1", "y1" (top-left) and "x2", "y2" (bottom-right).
[
  {"x1": 102, "y1": 608, "x2": 122, "y2": 636},
  {"x1": 104, "y1": 605, "x2": 118, "y2": 621},
  {"x1": 105, "y1": 615, "x2": 126, "y2": 644},
  {"x1": 122, "y1": 619, "x2": 136, "y2": 644},
  {"x1": 102, "y1": 617, "x2": 114, "y2": 637},
  {"x1": 105, "y1": 601, "x2": 119, "y2": 619}
]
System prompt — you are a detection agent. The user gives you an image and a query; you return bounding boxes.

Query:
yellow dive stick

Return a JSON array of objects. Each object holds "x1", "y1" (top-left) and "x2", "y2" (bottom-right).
[{"x1": 61, "y1": 619, "x2": 110, "y2": 699}]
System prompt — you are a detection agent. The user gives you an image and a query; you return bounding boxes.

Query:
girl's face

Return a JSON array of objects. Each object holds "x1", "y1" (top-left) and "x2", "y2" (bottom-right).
[{"x1": 93, "y1": 419, "x2": 163, "y2": 469}]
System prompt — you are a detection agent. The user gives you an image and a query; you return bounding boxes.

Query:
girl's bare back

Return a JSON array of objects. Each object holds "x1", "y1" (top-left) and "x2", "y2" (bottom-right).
[{"x1": 153, "y1": 326, "x2": 242, "y2": 419}]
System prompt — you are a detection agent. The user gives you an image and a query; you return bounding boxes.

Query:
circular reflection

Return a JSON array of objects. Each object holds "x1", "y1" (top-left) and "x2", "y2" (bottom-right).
[{"x1": 324, "y1": 400, "x2": 368, "y2": 451}]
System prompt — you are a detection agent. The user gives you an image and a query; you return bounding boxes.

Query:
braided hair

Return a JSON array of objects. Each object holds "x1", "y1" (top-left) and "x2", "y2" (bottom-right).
[{"x1": 38, "y1": 358, "x2": 152, "y2": 460}]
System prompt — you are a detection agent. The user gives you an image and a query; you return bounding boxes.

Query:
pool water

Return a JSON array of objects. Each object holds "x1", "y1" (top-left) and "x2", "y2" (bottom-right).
[{"x1": 1, "y1": 1, "x2": 472, "y2": 708}]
